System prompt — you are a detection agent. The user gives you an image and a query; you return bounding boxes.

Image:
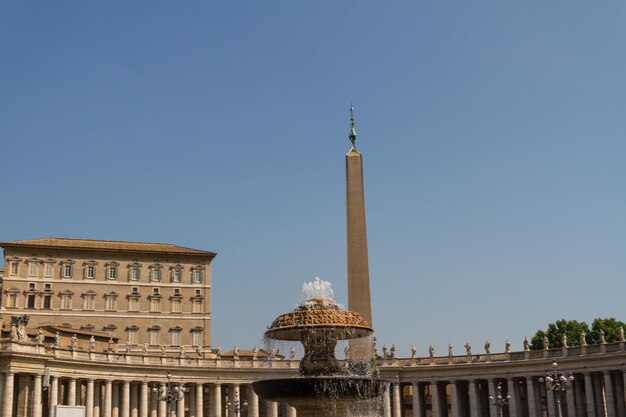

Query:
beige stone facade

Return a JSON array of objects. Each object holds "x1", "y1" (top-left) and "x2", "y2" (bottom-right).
[{"x1": 0, "y1": 238, "x2": 215, "y2": 348}]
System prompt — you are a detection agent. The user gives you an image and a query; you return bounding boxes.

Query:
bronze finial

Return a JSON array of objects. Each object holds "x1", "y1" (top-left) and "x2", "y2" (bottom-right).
[{"x1": 349, "y1": 104, "x2": 357, "y2": 148}]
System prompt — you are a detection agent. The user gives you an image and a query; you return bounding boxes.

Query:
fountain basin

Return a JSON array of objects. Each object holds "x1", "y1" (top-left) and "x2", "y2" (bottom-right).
[{"x1": 253, "y1": 377, "x2": 386, "y2": 417}]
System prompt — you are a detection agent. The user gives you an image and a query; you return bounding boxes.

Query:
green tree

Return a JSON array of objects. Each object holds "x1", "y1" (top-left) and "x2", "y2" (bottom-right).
[
  {"x1": 529, "y1": 319, "x2": 589, "y2": 350},
  {"x1": 588, "y1": 317, "x2": 626, "y2": 345}
]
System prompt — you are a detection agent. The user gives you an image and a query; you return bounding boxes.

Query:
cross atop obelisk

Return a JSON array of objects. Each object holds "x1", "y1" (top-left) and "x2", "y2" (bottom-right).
[{"x1": 345, "y1": 105, "x2": 372, "y2": 327}]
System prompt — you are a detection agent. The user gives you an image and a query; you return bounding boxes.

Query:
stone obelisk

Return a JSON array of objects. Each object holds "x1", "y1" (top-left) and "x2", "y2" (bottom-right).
[{"x1": 346, "y1": 106, "x2": 373, "y2": 328}]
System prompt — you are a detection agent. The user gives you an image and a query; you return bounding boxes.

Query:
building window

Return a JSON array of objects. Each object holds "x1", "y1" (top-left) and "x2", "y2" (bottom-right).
[
  {"x1": 192, "y1": 299, "x2": 202, "y2": 313},
  {"x1": 171, "y1": 329, "x2": 181, "y2": 346},
  {"x1": 28, "y1": 261, "x2": 38, "y2": 277},
  {"x1": 128, "y1": 264, "x2": 141, "y2": 281},
  {"x1": 192, "y1": 330, "x2": 202, "y2": 347},
  {"x1": 127, "y1": 327, "x2": 139, "y2": 345},
  {"x1": 128, "y1": 297, "x2": 140, "y2": 312},
  {"x1": 171, "y1": 299, "x2": 181, "y2": 313},
  {"x1": 44, "y1": 262, "x2": 54, "y2": 277},
  {"x1": 149, "y1": 297, "x2": 161, "y2": 312},
  {"x1": 26, "y1": 294, "x2": 36, "y2": 309},
  {"x1": 43, "y1": 294, "x2": 52, "y2": 309},
  {"x1": 85, "y1": 265, "x2": 96, "y2": 279},
  {"x1": 9, "y1": 260, "x2": 19, "y2": 276},
  {"x1": 60, "y1": 293, "x2": 73, "y2": 310},
  {"x1": 83, "y1": 292, "x2": 96, "y2": 311},
  {"x1": 150, "y1": 266, "x2": 162, "y2": 282},
  {"x1": 62, "y1": 263, "x2": 73, "y2": 278},
  {"x1": 192, "y1": 268, "x2": 204, "y2": 284},
  {"x1": 103, "y1": 324, "x2": 117, "y2": 334},
  {"x1": 153, "y1": 288, "x2": 160, "y2": 294},
  {"x1": 149, "y1": 328, "x2": 160, "y2": 345},
  {"x1": 6, "y1": 292, "x2": 18, "y2": 308},
  {"x1": 171, "y1": 265, "x2": 183, "y2": 283},
  {"x1": 105, "y1": 294, "x2": 118, "y2": 311},
  {"x1": 106, "y1": 262, "x2": 119, "y2": 280}
]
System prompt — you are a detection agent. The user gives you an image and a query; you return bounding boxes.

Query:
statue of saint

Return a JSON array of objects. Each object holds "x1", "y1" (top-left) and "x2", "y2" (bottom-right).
[
  {"x1": 89, "y1": 336, "x2": 96, "y2": 352},
  {"x1": 142, "y1": 342, "x2": 148, "y2": 355},
  {"x1": 505, "y1": 338, "x2": 511, "y2": 353},
  {"x1": 428, "y1": 344, "x2": 435, "y2": 359},
  {"x1": 108, "y1": 338, "x2": 115, "y2": 352},
  {"x1": 216, "y1": 346, "x2": 222, "y2": 357},
  {"x1": 620, "y1": 326, "x2": 625, "y2": 343},
  {"x1": 561, "y1": 334, "x2": 568, "y2": 348},
  {"x1": 484, "y1": 340, "x2": 491, "y2": 354},
  {"x1": 382, "y1": 345, "x2": 388, "y2": 359},
  {"x1": 523, "y1": 336, "x2": 530, "y2": 352},
  {"x1": 580, "y1": 332, "x2": 587, "y2": 347},
  {"x1": 543, "y1": 335, "x2": 549, "y2": 350},
  {"x1": 448, "y1": 343, "x2": 453, "y2": 358},
  {"x1": 233, "y1": 346, "x2": 239, "y2": 360},
  {"x1": 35, "y1": 329, "x2": 45, "y2": 345},
  {"x1": 599, "y1": 329, "x2": 607, "y2": 344},
  {"x1": 411, "y1": 345, "x2": 417, "y2": 359},
  {"x1": 464, "y1": 342, "x2": 472, "y2": 356},
  {"x1": 290, "y1": 346, "x2": 296, "y2": 360},
  {"x1": 55, "y1": 332, "x2": 61, "y2": 348},
  {"x1": 252, "y1": 346, "x2": 258, "y2": 360},
  {"x1": 390, "y1": 344, "x2": 397, "y2": 358}
]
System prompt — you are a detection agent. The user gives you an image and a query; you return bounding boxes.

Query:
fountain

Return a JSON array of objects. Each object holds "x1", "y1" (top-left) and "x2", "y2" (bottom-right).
[{"x1": 252, "y1": 278, "x2": 386, "y2": 417}]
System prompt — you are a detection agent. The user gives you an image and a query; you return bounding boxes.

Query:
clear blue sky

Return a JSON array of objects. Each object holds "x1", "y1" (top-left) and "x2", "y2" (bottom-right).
[{"x1": 2, "y1": 1, "x2": 625, "y2": 357}]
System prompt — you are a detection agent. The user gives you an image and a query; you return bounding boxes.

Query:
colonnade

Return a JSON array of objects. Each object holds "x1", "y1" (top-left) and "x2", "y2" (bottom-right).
[
  {"x1": 0, "y1": 373, "x2": 294, "y2": 417},
  {"x1": 385, "y1": 369, "x2": 626, "y2": 417}
]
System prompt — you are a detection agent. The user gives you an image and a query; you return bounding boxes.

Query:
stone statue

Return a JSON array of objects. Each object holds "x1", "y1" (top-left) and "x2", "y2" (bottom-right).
[
  {"x1": 382, "y1": 345, "x2": 388, "y2": 359},
  {"x1": 464, "y1": 342, "x2": 472, "y2": 356},
  {"x1": 448, "y1": 343, "x2": 453, "y2": 358},
  {"x1": 344, "y1": 345, "x2": 350, "y2": 360},
  {"x1": 142, "y1": 342, "x2": 148, "y2": 355},
  {"x1": 269, "y1": 347, "x2": 277, "y2": 360},
  {"x1": 372, "y1": 336, "x2": 378, "y2": 358},
  {"x1": 411, "y1": 345, "x2": 417, "y2": 359},
  {"x1": 600, "y1": 329, "x2": 607, "y2": 344},
  {"x1": 543, "y1": 335, "x2": 549, "y2": 350},
  {"x1": 252, "y1": 346, "x2": 258, "y2": 360},
  {"x1": 428, "y1": 344, "x2": 435, "y2": 359},
  {"x1": 620, "y1": 326, "x2": 625, "y2": 343},
  {"x1": 108, "y1": 338, "x2": 114, "y2": 352},
  {"x1": 125, "y1": 344, "x2": 131, "y2": 354},
  {"x1": 55, "y1": 332, "x2": 61, "y2": 348},
  {"x1": 196, "y1": 346, "x2": 202, "y2": 357},
  {"x1": 561, "y1": 334, "x2": 568, "y2": 348},
  {"x1": 216, "y1": 345, "x2": 222, "y2": 357},
  {"x1": 390, "y1": 344, "x2": 397, "y2": 358},
  {"x1": 523, "y1": 336, "x2": 530, "y2": 352},
  {"x1": 180, "y1": 345, "x2": 186, "y2": 358},
  {"x1": 580, "y1": 332, "x2": 587, "y2": 346},
  {"x1": 290, "y1": 346, "x2": 296, "y2": 360},
  {"x1": 10, "y1": 323, "x2": 19, "y2": 341},
  {"x1": 13, "y1": 315, "x2": 29, "y2": 341},
  {"x1": 505, "y1": 338, "x2": 511, "y2": 353},
  {"x1": 233, "y1": 346, "x2": 239, "y2": 360},
  {"x1": 35, "y1": 329, "x2": 45, "y2": 345},
  {"x1": 89, "y1": 336, "x2": 96, "y2": 352},
  {"x1": 484, "y1": 340, "x2": 491, "y2": 354},
  {"x1": 160, "y1": 344, "x2": 166, "y2": 355}
]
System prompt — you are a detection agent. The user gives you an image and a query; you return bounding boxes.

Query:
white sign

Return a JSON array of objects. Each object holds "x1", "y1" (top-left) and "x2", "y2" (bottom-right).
[{"x1": 55, "y1": 405, "x2": 85, "y2": 417}]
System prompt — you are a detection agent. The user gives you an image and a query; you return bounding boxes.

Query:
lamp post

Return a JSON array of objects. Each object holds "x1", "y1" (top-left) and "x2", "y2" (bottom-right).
[
  {"x1": 152, "y1": 371, "x2": 185, "y2": 416},
  {"x1": 226, "y1": 389, "x2": 248, "y2": 417},
  {"x1": 489, "y1": 382, "x2": 510, "y2": 417},
  {"x1": 539, "y1": 361, "x2": 574, "y2": 417}
]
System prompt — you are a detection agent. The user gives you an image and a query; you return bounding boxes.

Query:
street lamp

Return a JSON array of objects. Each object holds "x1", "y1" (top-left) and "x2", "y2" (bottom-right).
[
  {"x1": 489, "y1": 382, "x2": 510, "y2": 417},
  {"x1": 539, "y1": 361, "x2": 574, "y2": 417},
  {"x1": 226, "y1": 389, "x2": 248, "y2": 417},
  {"x1": 152, "y1": 371, "x2": 186, "y2": 415}
]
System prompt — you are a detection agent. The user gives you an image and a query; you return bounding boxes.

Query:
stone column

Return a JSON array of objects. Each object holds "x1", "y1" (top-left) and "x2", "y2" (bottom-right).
[
  {"x1": 150, "y1": 383, "x2": 159, "y2": 417},
  {"x1": 565, "y1": 382, "x2": 576, "y2": 417},
  {"x1": 158, "y1": 383, "x2": 167, "y2": 417},
  {"x1": 266, "y1": 400, "x2": 278, "y2": 417},
  {"x1": 431, "y1": 382, "x2": 441, "y2": 417},
  {"x1": 574, "y1": 377, "x2": 586, "y2": 417},
  {"x1": 285, "y1": 406, "x2": 296, "y2": 417},
  {"x1": 487, "y1": 379, "x2": 497, "y2": 417},
  {"x1": 122, "y1": 381, "x2": 131, "y2": 417},
  {"x1": 615, "y1": 372, "x2": 625, "y2": 417},
  {"x1": 177, "y1": 389, "x2": 185, "y2": 417},
  {"x1": 604, "y1": 371, "x2": 616, "y2": 417},
  {"x1": 87, "y1": 380, "x2": 95, "y2": 417},
  {"x1": 412, "y1": 382, "x2": 424, "y2": 417},
  {"x1": 189, "y1": 383, "x2": 196, "y2": 417},
  {"x1": 94, "y1": 381, "x2": 102, "y2": 417},
  {"x1": 68, "y1": 378, "x2": 77, "y2": 406},
  {"x1": 526, "y1": 377, "x2": 538, "y2": 417},
  {"x1": 467, "y1": 380, "x2": 479, "y2": 417},
  {"x1": 450, "y1": 381, "x2": 460, "y2": 417},
  {"x1": 196, "y1": 383, "x2": 204, "y2": 417},
  {"x1": 507, "y1": 378, "x2": 519, "y2": 417},
  {"x1": 33, "y1": 374, "x2": 43, "y2": 417},
  {"x1": 584, "y1": 373, "x2": 597, "y2": 417},
  {"x1": 247, "y1": 384, "x2": 259, "y2": 417},
  {"x1": 50, "y1": 376, "x2": 59, "y2": 417},
  {"x1": 3, "y1": 372, "x2": 15, "y2": 417},
  {"x1": 392, "y1": 382, "x2": 402, "y2": 417},
  {"x1": 383, "y1": 384, "x2": 391, "y2": 417},
  {"x1": 213, "y1": 384, "x2": 222, "y2": 417},
  {"x1": 546, "y1": 389, "x2": 556, "y2": 417},
  {"x1": 593, "y1": 375, "x2": 604, "y2": 417},
  {"x1": 141, "y1": 382, "x2": 149, "y2": 417},
  {"x1": 104, "y1": 380, "x2": 113, "y2": 417},
  {"x1": 230, "y1": 385, "x2": 240, "y2": 417}
]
